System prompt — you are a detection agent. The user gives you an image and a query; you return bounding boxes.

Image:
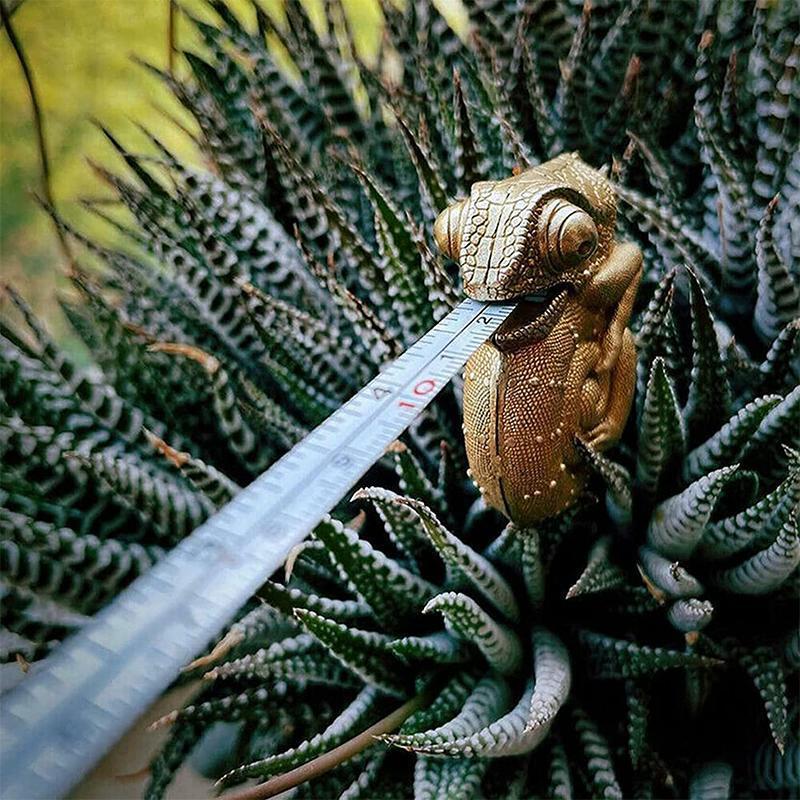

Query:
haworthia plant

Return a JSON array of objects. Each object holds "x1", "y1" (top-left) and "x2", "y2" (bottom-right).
[{"x1": 1, "y1": 0, "x2": 798, "y2": 798}]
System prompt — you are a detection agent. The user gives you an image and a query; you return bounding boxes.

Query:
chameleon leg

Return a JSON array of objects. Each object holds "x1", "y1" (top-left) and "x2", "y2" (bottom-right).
[
  {"x1": 584, "y1": 243, "x2": 642, "y2": 373},
  {"x1": 584, "y1": 328, "x2": 637, "y2": 450}
]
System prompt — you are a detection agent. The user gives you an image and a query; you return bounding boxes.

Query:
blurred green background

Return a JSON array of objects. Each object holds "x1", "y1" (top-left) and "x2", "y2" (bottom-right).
[{"x1": 0, "y1": 0, "x2": 385, "y2": 348}]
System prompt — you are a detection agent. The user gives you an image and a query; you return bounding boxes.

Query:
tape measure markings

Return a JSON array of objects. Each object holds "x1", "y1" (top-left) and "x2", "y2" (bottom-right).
[{"x1": 0, "y1": 298, "x2": 513, "y2": 799}]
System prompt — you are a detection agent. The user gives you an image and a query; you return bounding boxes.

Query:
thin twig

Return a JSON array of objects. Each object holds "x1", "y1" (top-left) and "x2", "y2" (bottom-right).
[
  {"x1": 149, "y1": 100, "x2": 199, "y2": 144},
  {"x1": 167, "y1": 0, "x2": 177, "y2": 74},
  {"x1": 1, "y1": 0, "x2": 72, "y2": 264},
  {"x1": 0, "y1": 0, "x2": 25, "y2": 28},
  {"x1": 221, "y1": 685, "x2": 435, "y2": 800}
]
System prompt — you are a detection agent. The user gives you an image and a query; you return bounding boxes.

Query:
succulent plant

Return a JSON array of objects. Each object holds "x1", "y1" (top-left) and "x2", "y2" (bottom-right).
[{"x1": 1, "y1": 0, "x2": 799, "y2": 798}]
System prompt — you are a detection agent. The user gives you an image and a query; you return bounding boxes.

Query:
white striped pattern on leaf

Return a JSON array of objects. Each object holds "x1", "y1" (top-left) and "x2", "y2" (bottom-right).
[
  {"x1": 636, "y1": 357, "x2": 685, "y2": 498},
  {"x1": 385, "y1": 674, "x2": 511, "y2": 752},
  {"x1": 647, "y1": 464, "x2": 739, "y2": 559},
  {"x1": 413, "y1": 756, "x2": 489, "y2": 800},
  {"x1": 737, "y1": 645, "x2": 789, "y2": 753},
  {"x1": 401, "y1": 672, "x2": 480, "y2": 735},
  {"x1": 566, "y1": 536, "x2": 625, "y2": 598},
  {"x1": 667, "y1": 598, "x2": 714, "y2": 633},
  {"x1": 682, "y1": 395, "x2": 781, "y2": 483},
  {"x1": 710, "y1": 518, "x2": 800, "y2": 595},
  {"x1": 391, "y1": 493, "x2": 520, "y2": 621},
  {"x1": 572, "y1": 707, "x2": 623, "y2": 800},
  {"x1": 754, "y1": 197, "x2": 800, "y2": 344},
  {"x1": 352, "y1": 486, "x2": 433, "y2": 572},
  {"x1": 526, "y1": 627, "x2": 571, "y2": 731},
  {"x1": 547, "y1": 741, "x2": 574, "y2": 800},
  {"x1": 689, "y1": 761, "x2": 733, "y2": 800},
  {"x1": 698, "y1": 466, "x2": 800, "y2": 560},
  {"x1": 313, "y1": 516, "x2": 438, "y2": 626},
  {"x1": 423, "y1": 592, "x2": 523, "y2": 675},
  {"x1": 294, "y1": 608, "x2": 407, "y2": 695},
  {"x1": 217, "y1": 686, "x2": 381, "y2": 786},
  {"x1": 388, "y1": 632, "x2": 471, "y2": 664}
]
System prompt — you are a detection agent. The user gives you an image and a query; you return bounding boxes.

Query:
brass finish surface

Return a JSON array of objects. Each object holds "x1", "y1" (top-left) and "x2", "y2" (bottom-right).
[{"x1": 435, "y1": 154, "x2": 642, "y2": 525}]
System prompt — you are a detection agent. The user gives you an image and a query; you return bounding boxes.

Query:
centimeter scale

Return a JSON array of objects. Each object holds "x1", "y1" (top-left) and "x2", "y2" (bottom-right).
[{"x1": 0, "y1": 297, "x2": 515, "y2": 800}]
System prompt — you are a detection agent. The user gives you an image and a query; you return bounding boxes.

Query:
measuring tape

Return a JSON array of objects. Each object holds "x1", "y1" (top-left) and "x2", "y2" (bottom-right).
[{"x1": 0, "y1": 297, "x2": 514, "y2": 800}]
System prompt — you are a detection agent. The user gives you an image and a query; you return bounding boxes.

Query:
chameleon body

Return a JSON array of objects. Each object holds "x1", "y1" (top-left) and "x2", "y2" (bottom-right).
[{"x1": 434, "y1": 154, "x2": 642, "y2": 525}]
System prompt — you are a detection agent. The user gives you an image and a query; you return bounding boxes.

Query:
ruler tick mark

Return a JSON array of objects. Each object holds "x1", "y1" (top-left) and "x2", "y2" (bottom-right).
[{"x1": 0, "y1": 298, "x2": 514, "y2": 800}]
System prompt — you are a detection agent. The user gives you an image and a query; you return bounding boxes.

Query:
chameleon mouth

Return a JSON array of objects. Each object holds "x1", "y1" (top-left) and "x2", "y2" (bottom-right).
[{"x1": 492, "y1": 283, "x2": 572, "y2": 352}]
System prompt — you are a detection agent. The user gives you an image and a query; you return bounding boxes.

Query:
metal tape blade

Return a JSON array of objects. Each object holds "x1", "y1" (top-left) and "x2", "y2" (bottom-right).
[{"x1": 0, "y1": 297, "x2": 514, "y2": 799}]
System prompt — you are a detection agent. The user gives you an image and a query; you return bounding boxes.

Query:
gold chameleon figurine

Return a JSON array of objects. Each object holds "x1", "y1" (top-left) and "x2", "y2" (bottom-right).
[{"x1": 434, "y1": 153, "x2": 642, "y2": 526}]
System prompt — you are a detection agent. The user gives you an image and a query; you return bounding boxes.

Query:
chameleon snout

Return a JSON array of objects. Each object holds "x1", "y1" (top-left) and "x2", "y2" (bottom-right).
[{"x1": 435, "y1": 194, "x2": 600, "y2": 303}]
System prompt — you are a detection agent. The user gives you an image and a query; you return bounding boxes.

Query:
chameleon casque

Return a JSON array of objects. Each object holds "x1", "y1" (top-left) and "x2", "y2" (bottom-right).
[{"x1": 434, "y1": 153, "x2": 642, "y2": 526}]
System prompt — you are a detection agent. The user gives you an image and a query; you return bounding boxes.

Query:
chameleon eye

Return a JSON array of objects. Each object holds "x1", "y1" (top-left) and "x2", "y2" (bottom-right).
[
  {"x1": 433, "y1": 199, "x2": 468, "y2": 261},
  {"x1": 542, "y1": 200, "x2": 599, "y2": 269}
]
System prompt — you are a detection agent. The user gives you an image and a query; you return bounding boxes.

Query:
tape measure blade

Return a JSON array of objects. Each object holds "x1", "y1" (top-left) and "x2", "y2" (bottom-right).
[{"x1": 0, "y1": 298, "x2": 514, "y2": 799}]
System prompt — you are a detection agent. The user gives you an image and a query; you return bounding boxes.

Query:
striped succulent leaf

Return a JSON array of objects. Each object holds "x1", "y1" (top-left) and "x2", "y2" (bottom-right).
[{"x1": 1, "y1": 0, "x2": 798, "y2": 797}]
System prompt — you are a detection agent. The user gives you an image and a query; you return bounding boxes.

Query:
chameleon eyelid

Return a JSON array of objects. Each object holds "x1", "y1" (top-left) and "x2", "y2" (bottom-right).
[
  {"x1": 540, "y1": 200, "x2": 599, "y2": 269},
  {"x1": 433, "y1": 199, "x2": 467, "y2": 261}
]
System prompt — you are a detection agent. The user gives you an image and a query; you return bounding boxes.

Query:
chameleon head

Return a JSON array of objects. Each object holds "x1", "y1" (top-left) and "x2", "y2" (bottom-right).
[
  {"x1": 434, "y1": 154, "x2": 640, "y2": 526},
  {"x1": 434, "y1": 153, "x2": 617, "y2": 350}
]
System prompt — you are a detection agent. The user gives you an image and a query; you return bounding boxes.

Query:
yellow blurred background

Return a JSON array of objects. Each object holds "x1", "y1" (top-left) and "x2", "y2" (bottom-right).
[{"x1": 0, "y1": 0, "x2": 384, "y2": 348}]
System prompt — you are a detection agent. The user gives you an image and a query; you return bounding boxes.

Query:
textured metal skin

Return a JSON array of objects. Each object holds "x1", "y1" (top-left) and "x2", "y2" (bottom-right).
[{"x1": 436, "y1": 154, "x2": 642, "y2": 525}]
